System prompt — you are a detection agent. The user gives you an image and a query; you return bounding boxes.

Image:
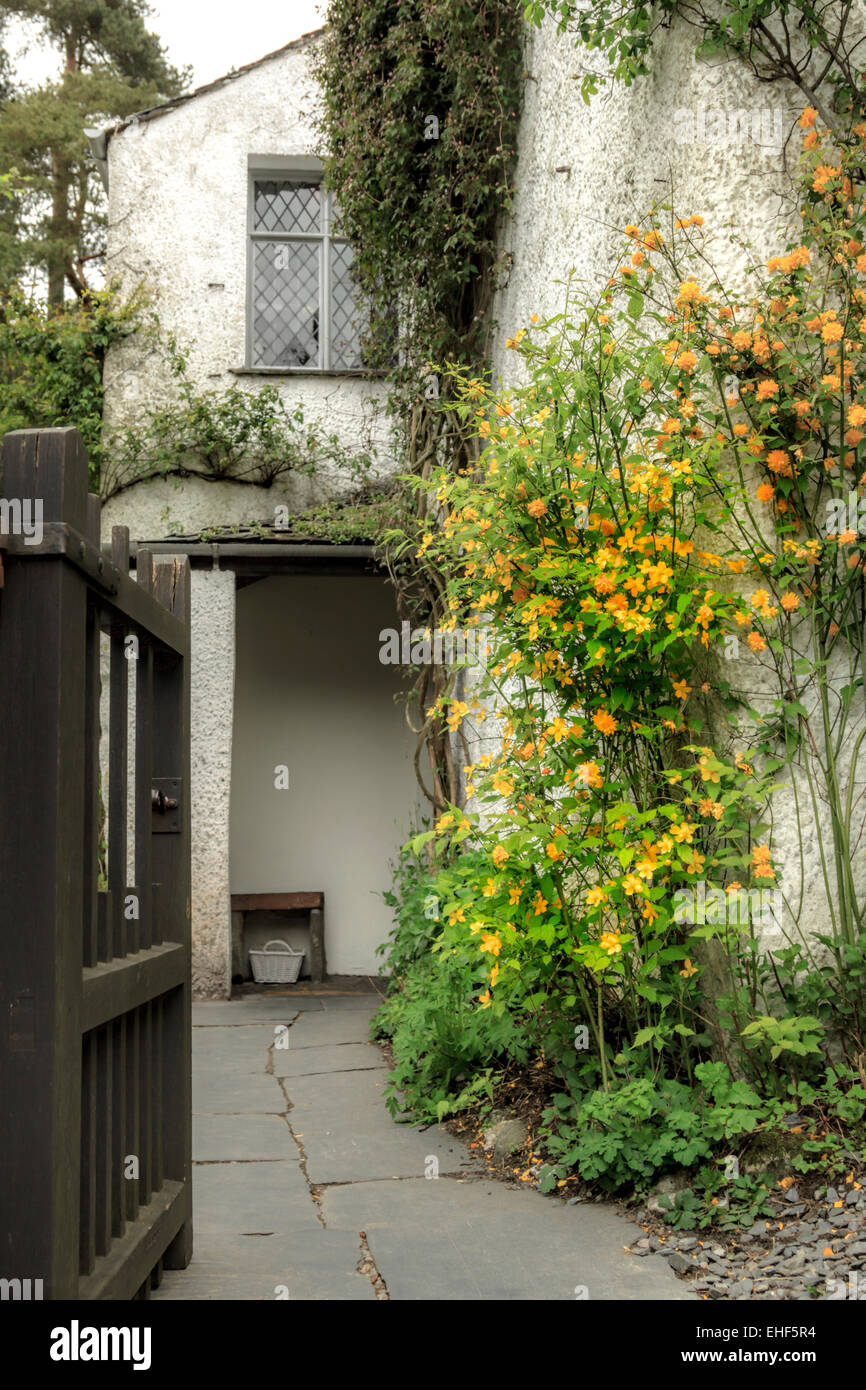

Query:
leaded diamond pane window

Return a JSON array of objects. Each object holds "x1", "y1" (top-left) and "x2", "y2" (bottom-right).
[
  {"x1": 329, "y1": 241, "x2": 368, "y2": 371},
  {"x1": 249, "y1": 173, "x2": 367, "y2": 371},
  {"x1": 253, "y1": 241, "x2": 320, "y2": 367},
  {"x1": 254, "y1": 180, "x2": 322, "y2": 235}
]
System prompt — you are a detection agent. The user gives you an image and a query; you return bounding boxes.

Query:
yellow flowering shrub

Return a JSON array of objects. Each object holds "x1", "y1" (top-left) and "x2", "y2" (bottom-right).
[{"x1": 401, "y1": 111, "x2": 866, "y2": 1100}]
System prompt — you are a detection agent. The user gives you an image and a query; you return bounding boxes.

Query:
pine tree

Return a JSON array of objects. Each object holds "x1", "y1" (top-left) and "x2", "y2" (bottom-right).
[
  {"x1": 0, "y1": 1, "x2": 189, "y2": 301},
  {"x1": 0, "y1": 17, "x2": 13, "y2": 103}
]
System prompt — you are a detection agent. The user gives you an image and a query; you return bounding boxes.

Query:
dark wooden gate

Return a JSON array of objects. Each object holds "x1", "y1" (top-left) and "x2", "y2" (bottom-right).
[{"x1": 0, "y1": 427, "x2": 192, "y2": 1299}]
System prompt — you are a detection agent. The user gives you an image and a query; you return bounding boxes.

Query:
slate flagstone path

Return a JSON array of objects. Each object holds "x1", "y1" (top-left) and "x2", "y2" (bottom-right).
[{"x1": 153, "y1": 989, "x2": 693, "y2": 1301}]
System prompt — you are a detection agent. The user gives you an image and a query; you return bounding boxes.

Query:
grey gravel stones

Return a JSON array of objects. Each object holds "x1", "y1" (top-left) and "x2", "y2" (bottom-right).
[{"x1": 627, "y1": 1175, "x2": 866, "y2": 1300}]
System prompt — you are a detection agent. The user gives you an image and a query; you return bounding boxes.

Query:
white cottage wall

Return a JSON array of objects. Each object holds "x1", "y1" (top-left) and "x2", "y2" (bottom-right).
[
  {"x1": 101, "y1": 29, "x2": 394, "y2": 537},
  {"x1": 491, "y1": 17, "x2": 810, "y2": 374},
  {"x1": 99, "y1": 14, "x2": 866, "y2": 989},
  {"x1": 481, "y1": 12, "x2": 866, "y2": 949},
  {"x1": 189, "y1": 567, "x2": 236, "y2": 997}
]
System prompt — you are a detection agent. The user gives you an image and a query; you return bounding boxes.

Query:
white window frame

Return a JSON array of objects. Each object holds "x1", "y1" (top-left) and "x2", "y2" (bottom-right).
[{"x1": 246, "y1": 156, "x2": 363, "y2": 372}]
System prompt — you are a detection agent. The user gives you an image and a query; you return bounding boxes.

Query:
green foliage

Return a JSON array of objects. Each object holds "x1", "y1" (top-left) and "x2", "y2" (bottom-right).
[
  {"x1": 101, "y1": 333, "x2": 376, "y2": 499},
  {"x1": 379, "y1": 832, "x2": 444, "y2": 976},
  {"x1": 373, "y1": 950, "x2": 529, "y2": 1123},
  {"x1": 537, "y1": 1064, "x2": 866, "y2": 1218},
  {"x1": 375, "y1": 28, "x2": 866, "y2": 1213},
  {"x1": 0, "y1": 18, "x2": 12, "y2": 105},
  {"x1": 0, "y1": 284, "x2": 140, "y2": 485},
  {"x1": 715, "y1": 931, "x2": 866, "y2": 1079},
  {"x1": 654, "y1": 1172, "x2": 775, "y2": 1231},
  {"x1": 0, "y1": 0, "x2": 188, "y2": 299},
  {"x1": 525, "y1": 0, "x2": 676, "y2": 99},
  {"x1": 538, "y1": 1065, "x2": 771, "y2": 1194},
  {"x1": 314, "y1": 0, "x2": 524, "y2": 373},
  {"x1": 265, "y1": 496, "x2": 394, "y2": 545}
]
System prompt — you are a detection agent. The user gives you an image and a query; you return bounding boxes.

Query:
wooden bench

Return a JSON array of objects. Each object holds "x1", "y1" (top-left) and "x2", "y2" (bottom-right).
[{"x1": 230, "y1": 892, "x2": 326, "y2": 984}]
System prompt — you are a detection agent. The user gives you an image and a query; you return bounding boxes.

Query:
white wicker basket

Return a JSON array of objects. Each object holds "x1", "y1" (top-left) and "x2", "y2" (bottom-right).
[{"x1": 249, "y1": 940, "x2": 305, "y2": 984}]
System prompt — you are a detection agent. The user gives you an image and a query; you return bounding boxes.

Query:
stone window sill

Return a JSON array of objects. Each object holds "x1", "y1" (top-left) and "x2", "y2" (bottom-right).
[{"x1": 229, "y1": 366, "x2": 389, "y2": 380}]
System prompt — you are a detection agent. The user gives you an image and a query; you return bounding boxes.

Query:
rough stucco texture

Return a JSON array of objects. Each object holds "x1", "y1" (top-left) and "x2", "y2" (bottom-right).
[
  {"x1": 102, "y1": 32, "x2": 393, "y2": 536},
  {"x1": 189, "y1": 567, "x2": 236, "y2": 997},
  {"x1": 492, "y1": 17, "x2": 806, "y2": 371},
  {"x1": 486, "y1": 15, "x2": 866, "y2": 947}
]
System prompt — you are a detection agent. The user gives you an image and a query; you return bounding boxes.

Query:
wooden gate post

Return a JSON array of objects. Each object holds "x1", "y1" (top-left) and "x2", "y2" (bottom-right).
[
  {"x1": 0, "y1": 429, "x2": 89, "y2": 1298},
  {"x1": 152, "y1": 557, "x2": 193, "y2": 1269},
  {"x1": 1, "y1": 427, "x2": 193, "y2": 1299}
]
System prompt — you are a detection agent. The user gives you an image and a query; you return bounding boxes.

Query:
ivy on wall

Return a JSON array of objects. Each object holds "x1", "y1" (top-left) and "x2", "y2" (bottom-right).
[
  {"x1": 314, "y1": 0, "x2": 523, "y2": 376},
  {"x1": 314, "y1": 0, "x2": 525, "y2": 814}
]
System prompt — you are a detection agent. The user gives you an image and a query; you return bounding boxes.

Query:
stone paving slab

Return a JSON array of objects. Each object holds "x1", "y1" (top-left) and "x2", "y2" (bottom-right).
[
  {"x1": 321, "y1": 1178, "x2": 694, "y2": 1301},
  {"x1": 152, "y1": 1230, "x2": 374, "y2": 1302},
  {"x1": 165, "y1": 993, "x2": 698, "y2": 1300},
  {"x1": 284, "y1": 1068, "x2": 479, "y2": 1183},
  {"x1": 193, "y1": 1067, "x2": 286, "y2": 1115},
  {"x1": 193, "y1": 1113, "x2": 295, "y2": 1162},
  {"x1": 192, "y1": 1000, "x2": 318, "y2": 1024},
  {"x1": 187, "y1": 1161, "x2": 321, "y2": 1236},
  {"x1": 193, "y1": 1023, "x2": 285, "y2": 1066},
  {"x1": 318, "y1": 995, "x2": 384, "y2": 1012},
  {"x1": 282, "y1": 1011, "x2": 376, "y2": 1048},
  {"x1": 272, "y1": 1042, "x2": 384, "y2": 1078}
]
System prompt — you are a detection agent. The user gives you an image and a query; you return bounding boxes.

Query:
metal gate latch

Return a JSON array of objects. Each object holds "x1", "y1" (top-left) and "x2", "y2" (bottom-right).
[{"x1": 151, "y1": 779, "x2": 181, "y2": 832}]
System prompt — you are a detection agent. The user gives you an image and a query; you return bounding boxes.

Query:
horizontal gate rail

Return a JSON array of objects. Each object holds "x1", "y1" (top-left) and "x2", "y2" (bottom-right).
[
  {"x1": 0, "y1": 427, "x2": 193, "y2": 1299},
  {"x1": 81, "y1": 944, "x2": 188, "y2": 1034}
]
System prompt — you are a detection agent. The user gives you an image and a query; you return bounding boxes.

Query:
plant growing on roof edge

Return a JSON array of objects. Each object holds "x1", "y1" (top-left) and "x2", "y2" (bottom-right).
[{"x1": 101, "y1": 331, "x2": 378, "y2": 501}]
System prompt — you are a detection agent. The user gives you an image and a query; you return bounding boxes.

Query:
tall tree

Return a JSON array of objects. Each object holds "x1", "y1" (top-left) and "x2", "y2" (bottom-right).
[
  {"x1": 0, "y1": 1, "x2": 188, "y2": 301},
  {"x1": 0, "y1": 16, "x2": 13, "y2": 102}
]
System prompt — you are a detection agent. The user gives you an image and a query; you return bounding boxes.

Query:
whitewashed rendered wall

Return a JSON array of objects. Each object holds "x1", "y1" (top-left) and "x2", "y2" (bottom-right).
[
  {"x1": 481, "y1": 12, "x2": 866, "y2": 949},
  {"x1": 99, "y1": 36, "x2": 399, "y2": 994},
  {"x1": 491, "y1": 16, "x2": 807, "y2": 365},
  {"x1": 101, "y1": 32, "x2": 393, "y2": 539},
  {"x1": 229, "y1": 575, "x2": 421, "y2": 976},
  {"x1": 189, "y1": 568, "x2": 236, "y2": 996}
]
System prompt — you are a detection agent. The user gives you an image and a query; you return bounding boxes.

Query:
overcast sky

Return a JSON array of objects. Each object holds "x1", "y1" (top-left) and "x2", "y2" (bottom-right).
[{"x1": 6, "y1": 0, "x2": 326, "y2": 89}]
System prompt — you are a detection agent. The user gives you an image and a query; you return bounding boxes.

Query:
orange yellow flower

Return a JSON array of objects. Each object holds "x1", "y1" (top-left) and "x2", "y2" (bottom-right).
[{"x1": 593, "y1": 710, "x2": 618, "y2": 736}]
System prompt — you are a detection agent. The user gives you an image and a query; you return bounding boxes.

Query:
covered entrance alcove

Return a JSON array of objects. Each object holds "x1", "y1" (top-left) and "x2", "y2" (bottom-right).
[
  {"x1": 228, "y1": 555, "x2": 419, "y2": 983},
  {"x1": 133, "y1": 539, "x2": 418, "y2": 995}
]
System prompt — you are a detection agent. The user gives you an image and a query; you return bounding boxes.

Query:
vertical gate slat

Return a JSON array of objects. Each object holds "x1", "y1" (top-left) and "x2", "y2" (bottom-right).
[
  {"x1": 79, "y1": 1031, "x2": 96, "y2": 1276},
  {"x1": 111, "y1": 1014, "x2": 126, "y2": 1241},
  {"x1": 82, "y1": 495, "x2": 102, "y2": 969},
  {"x1": 0, "y1": 428, "x2": 87, "y2": 1298},
  {"x1": 94, "y1": 1024, "x2": 111, "y2": 1257},
  {"x1": 124, "y1": 1005, "x2": 140, "y2": 1223},
  {"x1": 97, "y1": 891, "x2": 113, "y2": 970},
  {"x1": 153, "y1": 996, "x2": 164, "y2": 1193},
  {"x1": 135, "y1": 548, "x2": 154, "y2": 955},
  {"x1": 108, "y1": 526, "x2": 130, "y2": 961},
  {"x1": 82, "y1": 604, "x2": 101, "y2": 969},
  {"x1": 154, "y1": 557, "x2": 193, "y2": 1269},
  {"x1": 139, "y1": 1000, "x2": 152, "y2": 1205}
]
